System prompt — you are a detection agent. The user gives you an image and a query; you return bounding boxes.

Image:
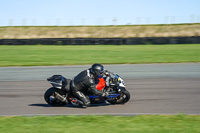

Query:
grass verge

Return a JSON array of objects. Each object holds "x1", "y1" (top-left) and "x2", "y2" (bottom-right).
[
  {"x1": 0, "y1": 44, "x2": 200, "y2": 66},
  {"x1": 0, "y1": 115, "x2": 200, "y2": 133}
]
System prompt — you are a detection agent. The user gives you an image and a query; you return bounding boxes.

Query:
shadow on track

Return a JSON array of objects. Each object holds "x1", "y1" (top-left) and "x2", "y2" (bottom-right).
[{"x1": 29, "y1": 103, "x2": 111, "y2": 108}]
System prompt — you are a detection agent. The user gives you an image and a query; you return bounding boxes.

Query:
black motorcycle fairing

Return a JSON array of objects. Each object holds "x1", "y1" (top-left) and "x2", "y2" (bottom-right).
[{"x1": 47, "y1": 75, "x2": 71, "y2": 91}]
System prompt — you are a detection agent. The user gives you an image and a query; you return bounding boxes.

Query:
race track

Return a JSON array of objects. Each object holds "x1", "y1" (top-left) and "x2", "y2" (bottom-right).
[{"x1": 0, "y1": 63, "x2": 200, "y2": 116}]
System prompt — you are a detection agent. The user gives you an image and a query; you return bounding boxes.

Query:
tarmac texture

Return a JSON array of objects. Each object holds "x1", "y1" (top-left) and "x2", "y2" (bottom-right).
[{"x1": 0, "y1": 63, "x2": 200, "y2": 115}]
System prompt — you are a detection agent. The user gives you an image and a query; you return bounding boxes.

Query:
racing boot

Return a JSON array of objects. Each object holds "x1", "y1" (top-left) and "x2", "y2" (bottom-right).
[{"x1": 69, "y1": 98, "x2": 86, "y2": 108}]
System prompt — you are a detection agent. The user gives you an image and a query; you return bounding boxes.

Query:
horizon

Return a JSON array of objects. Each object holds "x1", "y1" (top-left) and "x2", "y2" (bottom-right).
[{"x1": 1, "y1": 0, "x2": 200, "y2": 26}]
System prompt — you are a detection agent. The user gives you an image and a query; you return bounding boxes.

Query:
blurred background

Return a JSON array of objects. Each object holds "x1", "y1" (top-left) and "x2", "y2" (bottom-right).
[
  {"x1": 0, "y1": 0, "x2": 200, "y2": 43},
  {"x1": 1, "y1": 0, "x2": 199, "y2": 26},
  {"x1": 1, "y1": 15, "x2": 199, "y2": 26}
]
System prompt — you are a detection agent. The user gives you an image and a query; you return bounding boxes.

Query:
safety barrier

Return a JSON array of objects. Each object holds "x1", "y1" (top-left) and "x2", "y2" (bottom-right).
[{"x1": 0, "y1": 36, "x2": 200, "y2": 45}]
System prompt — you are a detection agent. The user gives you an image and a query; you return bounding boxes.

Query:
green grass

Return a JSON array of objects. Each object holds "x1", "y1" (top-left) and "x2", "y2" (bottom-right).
[
  {"x1": 0, "y1": 44, "x2": 200, "y2": 66},
  {"x1": 0, "y1": 115, "x2": 200, "y2": 133}
]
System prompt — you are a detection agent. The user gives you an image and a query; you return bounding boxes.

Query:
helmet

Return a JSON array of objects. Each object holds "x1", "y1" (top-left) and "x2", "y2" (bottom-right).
[{"x1": 91, "y1": 63, "x2": 104, "y2": 77}]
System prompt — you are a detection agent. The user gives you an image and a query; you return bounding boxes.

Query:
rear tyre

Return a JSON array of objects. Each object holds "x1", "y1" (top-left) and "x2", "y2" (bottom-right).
[{"x1": 44, "y1": 87, "x2": 67, "y2": 106}]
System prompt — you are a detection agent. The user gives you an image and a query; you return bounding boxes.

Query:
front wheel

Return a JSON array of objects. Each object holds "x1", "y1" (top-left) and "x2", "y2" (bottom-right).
[
  {"x1": 44, "y1": 87, "x2": 67, "y2": 106},
  {"x1": 108, "y1": 88, "x2": 130, "y2": 104}
]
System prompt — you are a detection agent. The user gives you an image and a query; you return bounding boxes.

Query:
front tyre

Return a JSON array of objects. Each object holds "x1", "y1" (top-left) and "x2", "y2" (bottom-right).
[
  {"x1": 44, "y1": 87, "x2": 67, "y2": 106},
  {"x1": 109, "y1": 88, "x2": 130, "y2": 104}
]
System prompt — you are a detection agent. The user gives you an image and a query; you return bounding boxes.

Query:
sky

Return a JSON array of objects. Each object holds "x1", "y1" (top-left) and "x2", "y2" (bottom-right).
[{"x1": 1, "y1": 0, "x2": 200, "y2": 26}]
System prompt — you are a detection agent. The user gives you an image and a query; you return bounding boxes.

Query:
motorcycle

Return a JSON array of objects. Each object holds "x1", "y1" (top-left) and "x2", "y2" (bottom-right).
[{"x1": 44, "y1": 72, "x2": 130, "y2": 107}]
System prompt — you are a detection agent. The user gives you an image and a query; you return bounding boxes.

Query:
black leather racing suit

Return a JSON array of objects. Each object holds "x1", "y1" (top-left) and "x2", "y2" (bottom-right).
[{"x1": 71, "y1": 69, "x2": 105, "y2": 107}]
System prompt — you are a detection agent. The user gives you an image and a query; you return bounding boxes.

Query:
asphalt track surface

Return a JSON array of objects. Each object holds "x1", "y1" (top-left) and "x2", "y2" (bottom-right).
[{"x1": 0, "y1": 63, "x2": 200, "y2": 116}]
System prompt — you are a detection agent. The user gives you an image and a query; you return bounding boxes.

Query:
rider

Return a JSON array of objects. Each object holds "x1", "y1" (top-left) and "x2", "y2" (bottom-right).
[{"x1": 70, "y1": 63, "x2": 109, "y2": 108}]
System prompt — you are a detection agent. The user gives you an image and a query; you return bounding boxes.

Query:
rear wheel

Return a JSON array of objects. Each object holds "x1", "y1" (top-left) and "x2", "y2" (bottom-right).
[
  {"x1": 109, "y1": 88, "x2": 130, "y2": 104},
  {"x1": 44, "y1": 87, "x2": 67, "y2": 106}
]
